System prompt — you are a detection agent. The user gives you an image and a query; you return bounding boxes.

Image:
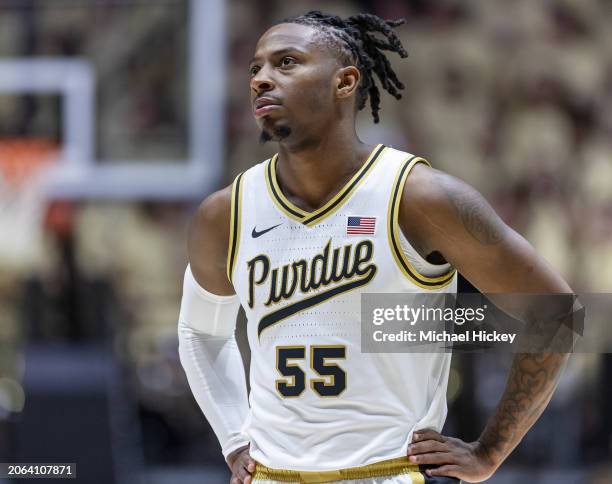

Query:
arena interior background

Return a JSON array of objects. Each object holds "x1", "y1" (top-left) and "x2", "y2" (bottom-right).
[{"x1": 0, "y1": 0, "x2": 611, "y2": 483}]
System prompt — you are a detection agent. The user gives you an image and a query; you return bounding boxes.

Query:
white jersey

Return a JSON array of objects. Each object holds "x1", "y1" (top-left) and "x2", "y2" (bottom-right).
[{"x1": 228, "y1": 144, "x2": 457, "y2": 472}]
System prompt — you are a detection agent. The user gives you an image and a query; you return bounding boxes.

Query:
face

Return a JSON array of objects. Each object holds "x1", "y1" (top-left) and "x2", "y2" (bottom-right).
[{"x1": 249, "y1": 23, "x2": 348, "y2": 144}]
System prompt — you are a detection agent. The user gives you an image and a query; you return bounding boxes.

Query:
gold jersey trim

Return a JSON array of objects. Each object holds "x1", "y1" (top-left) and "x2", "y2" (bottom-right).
[
  {"x1": 387, "y1": 156, "x2": 456, "y2": 289},
  {"x1": 253, "y1": 456, "x2": 424, "y2": 483},
  {"x1": 227, "y1": 172, "x2": 244, "y2": 283},
  {"x1": 265, "y1": 144, "x2": 386, "y2": 227}
]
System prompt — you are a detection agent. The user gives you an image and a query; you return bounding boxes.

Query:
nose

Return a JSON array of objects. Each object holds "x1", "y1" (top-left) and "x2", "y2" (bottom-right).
[{"x1": 250, "y1": 67, "x2": 275, "y2": 96}]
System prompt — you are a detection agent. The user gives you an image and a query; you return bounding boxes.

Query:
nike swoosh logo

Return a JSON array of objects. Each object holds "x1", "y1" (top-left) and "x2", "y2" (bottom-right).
[{"x1": 252, "y1": 223, "x2": 282, "y2": 238}]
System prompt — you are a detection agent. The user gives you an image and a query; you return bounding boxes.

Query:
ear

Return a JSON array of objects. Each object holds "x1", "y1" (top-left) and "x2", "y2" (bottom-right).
[{"x1": 335, "y1": 66, "x2": 360, "y2": 100}]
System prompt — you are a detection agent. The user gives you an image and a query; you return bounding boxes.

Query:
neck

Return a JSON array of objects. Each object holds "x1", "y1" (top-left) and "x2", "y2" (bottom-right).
[{"x1": 275, "y1": 124, "x2": 375, "y2": 212}]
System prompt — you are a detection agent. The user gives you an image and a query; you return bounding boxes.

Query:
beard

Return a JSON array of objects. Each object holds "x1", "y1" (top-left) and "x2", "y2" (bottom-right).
[{"x1": 259, "y1": 124, "x2": 292, "y2": 144}]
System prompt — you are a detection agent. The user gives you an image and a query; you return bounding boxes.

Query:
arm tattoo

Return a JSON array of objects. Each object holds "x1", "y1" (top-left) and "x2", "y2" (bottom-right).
[
  {"x1": 478, "y1": 352, "x2": 567, "y2": 463},
  {"x1": 437, "y1": 176, "x2": 505, "y2": 245}
]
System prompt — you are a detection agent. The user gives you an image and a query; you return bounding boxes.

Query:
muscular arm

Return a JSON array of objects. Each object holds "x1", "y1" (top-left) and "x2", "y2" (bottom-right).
[
  {"x1": 188, "y1": 186, "x2": 235, "y2": 295},
  {"x1": 399, "y1": 164, "x2": 572, "y2": 482},
  {"x1": 180, "y1": 186, "x2": 256, "y2": 483}
]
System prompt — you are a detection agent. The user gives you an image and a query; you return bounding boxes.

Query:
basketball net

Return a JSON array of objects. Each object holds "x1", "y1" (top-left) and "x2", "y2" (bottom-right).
[{"x1": 0, "y1": 139, "x2": 58, "y2": 276}]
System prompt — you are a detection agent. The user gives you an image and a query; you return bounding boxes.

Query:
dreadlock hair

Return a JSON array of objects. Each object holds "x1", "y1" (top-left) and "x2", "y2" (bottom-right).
[{"x1": 281, "y1": 11, "x2": 408, "y2": 123}]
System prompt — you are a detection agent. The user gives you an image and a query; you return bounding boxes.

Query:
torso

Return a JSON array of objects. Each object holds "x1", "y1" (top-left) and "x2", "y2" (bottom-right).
[{"x1": 228, "y1": 144, "x2": 457, "y2": 471}]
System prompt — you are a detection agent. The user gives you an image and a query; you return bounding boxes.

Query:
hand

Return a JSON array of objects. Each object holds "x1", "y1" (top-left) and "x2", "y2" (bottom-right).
[
  {"x1": 407, "y1": 429, "x2": 497, "y2": 483},
  {"x1": 227, "y1": 444, "x2": 256, "y2": 484}
]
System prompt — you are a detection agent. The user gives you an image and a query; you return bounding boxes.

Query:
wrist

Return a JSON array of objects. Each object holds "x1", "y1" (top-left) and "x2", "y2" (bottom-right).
[
  {"x1": 225, "y1": 443, "x2": 249, "y2": 469},
  {"x1": 474, "y1": 439, "x2": 502, "y2": 473}
]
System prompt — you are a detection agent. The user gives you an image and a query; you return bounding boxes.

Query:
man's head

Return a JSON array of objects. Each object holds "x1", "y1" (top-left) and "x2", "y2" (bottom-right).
[{"x1": 249, "y1": 11, "x2": 408, "y2": 145}]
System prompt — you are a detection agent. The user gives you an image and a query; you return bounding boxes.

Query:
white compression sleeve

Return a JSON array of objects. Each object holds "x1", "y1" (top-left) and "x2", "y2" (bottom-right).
[{"x1": 177, "y1": 265, "x2": 249, "y2": 459}]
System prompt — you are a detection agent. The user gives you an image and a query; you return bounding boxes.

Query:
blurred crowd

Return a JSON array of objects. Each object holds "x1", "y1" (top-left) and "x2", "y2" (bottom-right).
[
  {"x1": 0, "y1": 0, "x2": 611, "y2": 480},
  {"x1": 227, "y1": 0, "x2": 612, "y2": 291}
]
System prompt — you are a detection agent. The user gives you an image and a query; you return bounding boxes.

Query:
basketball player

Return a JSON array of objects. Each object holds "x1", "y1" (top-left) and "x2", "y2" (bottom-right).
[{"x1": 178, "y1": 11, "x2": 572, "y2": 484}]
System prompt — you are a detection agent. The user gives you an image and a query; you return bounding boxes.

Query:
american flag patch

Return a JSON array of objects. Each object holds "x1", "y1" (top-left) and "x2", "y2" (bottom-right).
[{"x1": 346, "y1": 216, "x2": 376, "y2": 235}]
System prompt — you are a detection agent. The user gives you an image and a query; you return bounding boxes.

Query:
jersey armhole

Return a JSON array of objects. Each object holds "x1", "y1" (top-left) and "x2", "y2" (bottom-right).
[
  {"x1": 226, "y1": 172, "x2": 245, "y2": 284},
  {"x1": 386, "y1": 156, "x2": 456, "y2": 290}
]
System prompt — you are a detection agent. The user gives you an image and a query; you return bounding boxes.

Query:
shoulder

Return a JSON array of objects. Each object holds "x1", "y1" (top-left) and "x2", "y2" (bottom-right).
[
  {"x1": 188, "y1": 184, "x2": 235, "y2": 294},
  {"x1": 190, "y1": 184, "x2": 233, "y2": 240},
  {"x1": 401, "y1": 162, "x2": 463, "y2": 211},
  {"x1": 188, "y1": 158, "x2": 269, "y2": 272},
  {"x1": 399, "y1": 162, "x2": 507, "y2": 248}
]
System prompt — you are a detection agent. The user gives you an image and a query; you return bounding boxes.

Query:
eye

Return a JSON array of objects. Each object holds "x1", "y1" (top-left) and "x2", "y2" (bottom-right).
[
  {"x1": 280, "y1": 56, "x2": 297, "y2": 67},
  {"x1": 249, "y1": 65, "x2": 260, "y2": 77}
]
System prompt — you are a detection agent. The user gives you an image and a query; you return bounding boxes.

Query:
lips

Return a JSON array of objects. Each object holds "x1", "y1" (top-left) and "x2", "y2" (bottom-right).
[{"x1": 253, "y1": 97, "x2": 282, "y2": 117}]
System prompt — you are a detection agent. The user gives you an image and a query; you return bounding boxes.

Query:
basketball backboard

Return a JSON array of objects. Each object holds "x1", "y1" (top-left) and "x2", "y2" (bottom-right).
[{"x1": 0, "y1": 0, "x2": 224, "y2": 200}]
